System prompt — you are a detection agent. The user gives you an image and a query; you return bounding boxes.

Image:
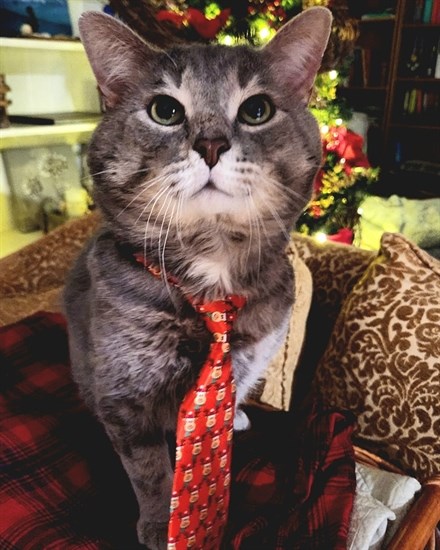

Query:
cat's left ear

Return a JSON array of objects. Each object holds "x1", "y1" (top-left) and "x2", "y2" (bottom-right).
[{"x1": 262, "y1": 7, "x2": 332, "y2": 104}]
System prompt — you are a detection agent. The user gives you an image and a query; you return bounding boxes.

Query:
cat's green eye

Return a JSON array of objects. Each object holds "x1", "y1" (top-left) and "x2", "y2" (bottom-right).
[
  {"x1": 238, "y1": 95, "x2": 275, "y2": 126},
  {"x1": 148, "y1": 95, "x2": 185, "y2": 126}
]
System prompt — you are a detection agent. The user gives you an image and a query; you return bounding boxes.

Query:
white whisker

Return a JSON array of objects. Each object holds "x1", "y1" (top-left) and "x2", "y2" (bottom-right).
[
  {"x1": 136, "y1": 179, "x2": 172, "y2": 225},
  {"x1": 252, "y1": 186, "x2": 291, "y2": 242},
  {"x1": 244, "y1": 193, "x2": 253, "y2": 266},
  {"x1": 149, "y1": 184, "x2": 176, "y2": 247},
  {"x1": 248, "y1": 191, "x2": 271, "y2": 245},
  {"x1": 80, "y1": 168, "x2": 115, "y2": 183},
  {"x1": 117, "y1": 173, "x2": 171, "y2": 218},
  {"x1": 245, "y1": 192, "x2": 261, "y2": 284},
  {"x1": 267, "y1": 175, "x2": 311, "y2": 203},
  {"x1": 141, "y1": 184, "x2": 173, "y2": 262},
  {"x1": 83, "y1": 166, "x2": 151, "y2": 185},
  {"x1": 176, "y1": 193, "x2": 185, "y2": 248},
  {"x1": 158, "y1": 190, "x2": 176, "y2": 298}
]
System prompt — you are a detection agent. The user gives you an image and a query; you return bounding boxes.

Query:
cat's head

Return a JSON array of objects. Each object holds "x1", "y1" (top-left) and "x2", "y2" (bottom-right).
[{"x1": 79, "y1": 8, "x2": 331, "y2": 249}]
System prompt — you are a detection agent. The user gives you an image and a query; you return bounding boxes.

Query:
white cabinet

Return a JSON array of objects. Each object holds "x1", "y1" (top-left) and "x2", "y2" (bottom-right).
[
  {"x1": 0, "y1": 34, "x2": 100, "y2": 257},
  {"x1": 0, "y1": 36, "x2": 100, "y2": 146}
]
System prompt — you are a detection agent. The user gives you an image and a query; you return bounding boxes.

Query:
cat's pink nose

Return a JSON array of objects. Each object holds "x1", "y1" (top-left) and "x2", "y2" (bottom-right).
[{"x1": 193, "y1": 137, "x2": 230, "y2": 168}]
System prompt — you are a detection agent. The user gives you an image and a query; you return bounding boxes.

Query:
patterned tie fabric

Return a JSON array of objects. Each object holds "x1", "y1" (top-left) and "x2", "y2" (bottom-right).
[
  {"x1": 168, "y1": 295, "x2": 246, "y2": 550},
  {"x1": 133, "y1": 255, "x2": 246, "y2": 550}
]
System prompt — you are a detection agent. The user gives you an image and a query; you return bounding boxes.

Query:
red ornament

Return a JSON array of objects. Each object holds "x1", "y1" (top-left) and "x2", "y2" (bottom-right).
[
  {"x1": 187, "y1": 8, "x2": 231, "y2": 40},
  {"x1": 310, "y1": 204, "x2": 322, "y2": 219},
  {"x1": 327, "y1": 227, "x2": 354, "y2": 245},
  {"x1": 324, "y1": 127, "x2": 370, "y2": 175},
  {"x1": 156, "y1": 10, "x2": 186, "y2": 28}
]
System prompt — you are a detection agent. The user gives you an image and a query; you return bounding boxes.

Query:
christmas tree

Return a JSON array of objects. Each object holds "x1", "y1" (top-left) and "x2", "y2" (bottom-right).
[
  {"x1": 299, "y1": 68, "x2": 379, "y2": 244},
  {"x1": 109, "y1": 0, "x2": 379, "y2": 244},
  {"x1": 297, "y1": 1, "x2": 379, "y2": 244}
]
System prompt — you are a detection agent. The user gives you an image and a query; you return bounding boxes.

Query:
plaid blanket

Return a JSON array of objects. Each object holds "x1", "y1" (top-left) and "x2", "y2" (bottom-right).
[
  {"x1": 227, "y1": 406, "x2": 355, "y2": 549},
  {"x1": 0, "y1": 312, "x2": 355, "y2": 550}
]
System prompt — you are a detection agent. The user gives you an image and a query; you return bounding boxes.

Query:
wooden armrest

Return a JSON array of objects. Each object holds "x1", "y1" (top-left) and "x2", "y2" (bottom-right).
[{"x1": 386, "y1": 477, "x2": 440, "y2": 550}]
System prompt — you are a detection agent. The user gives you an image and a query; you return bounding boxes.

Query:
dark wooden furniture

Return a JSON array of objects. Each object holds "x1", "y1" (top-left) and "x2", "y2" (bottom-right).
[{"x1": 342, "y1": 0, "x2": 439, "y2": 193}]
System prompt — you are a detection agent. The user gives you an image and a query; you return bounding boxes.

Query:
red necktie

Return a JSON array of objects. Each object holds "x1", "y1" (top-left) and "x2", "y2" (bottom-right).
[{"x1": 134, "y1": 255, "x2": 246, "y2": 550}]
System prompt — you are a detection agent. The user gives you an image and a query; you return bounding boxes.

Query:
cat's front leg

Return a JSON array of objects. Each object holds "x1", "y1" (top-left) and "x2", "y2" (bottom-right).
[
  {"x1": 233, "y1": 313, "x2": 291, "y2": 430},
  {"x1": 233, "y1": 408, "x2": 251, "y2": 430},
  {"x1": 121, "y1": 447, "x2": 171, "y2": 550},
  {"x1": 98, "y1": 396, "x2": 172, "y2": 550}
]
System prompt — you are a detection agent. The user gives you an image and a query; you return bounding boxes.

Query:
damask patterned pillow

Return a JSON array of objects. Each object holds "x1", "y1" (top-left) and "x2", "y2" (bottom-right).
[
  {"x1": 291, "y1": 234, "x2": 375, "y2": 392},
  {"x1": 313, "y1": 232, "x2": 440, "y2": 480},
  {"x1": 292, "y1": 233, "x2": 374, "y2": 322}
]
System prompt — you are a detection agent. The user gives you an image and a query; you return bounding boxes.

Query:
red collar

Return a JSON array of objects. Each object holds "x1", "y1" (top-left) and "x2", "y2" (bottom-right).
[{"x1": 134, "y1": 253, "x2": 246, "y2": 311}]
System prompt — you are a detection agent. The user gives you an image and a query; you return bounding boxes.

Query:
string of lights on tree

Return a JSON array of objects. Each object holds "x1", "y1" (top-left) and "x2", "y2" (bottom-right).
[
  {"x1": 109, "y1": 0, "x2": 379, "y2": 244},
  {"x1": 129, "y1": 0, "x2": 303, "y2": 44}
]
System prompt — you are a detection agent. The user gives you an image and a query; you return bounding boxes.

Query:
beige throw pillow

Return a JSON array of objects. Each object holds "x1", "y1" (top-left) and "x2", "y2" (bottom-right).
[
  {"x1": 259, "y1": 243, "x2": 313, "y2": 411},
  {"x1": 314, "y1": 232, "x2": 440, "y2": 480}
]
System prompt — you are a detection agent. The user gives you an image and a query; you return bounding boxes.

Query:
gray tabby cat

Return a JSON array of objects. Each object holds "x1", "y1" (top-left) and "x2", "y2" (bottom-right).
[{"x1": 63, "y1": 8, "x2": 331, "y2": 549}]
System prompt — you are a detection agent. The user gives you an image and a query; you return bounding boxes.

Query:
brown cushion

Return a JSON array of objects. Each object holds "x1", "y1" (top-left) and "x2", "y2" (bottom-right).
[
  {"x1": 0, "y1": 212, "x2": 101, "y2": 326},
  {"x1": 313, "y1": 232, "x2": 440, "y2": 480}
]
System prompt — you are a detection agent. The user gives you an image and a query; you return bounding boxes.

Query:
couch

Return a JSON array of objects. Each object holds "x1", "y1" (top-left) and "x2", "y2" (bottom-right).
[{"x1": 0, "y1": 212, "x2": 439, "y2": 549}]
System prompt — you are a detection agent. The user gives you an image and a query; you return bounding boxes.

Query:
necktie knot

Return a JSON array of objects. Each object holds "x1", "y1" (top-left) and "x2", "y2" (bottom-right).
[{"x1": 193, "y1": 296, "x2": 246, "y2": 342}]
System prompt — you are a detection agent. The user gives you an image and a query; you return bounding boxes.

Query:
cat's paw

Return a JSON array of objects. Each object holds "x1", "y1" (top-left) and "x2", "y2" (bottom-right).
[
  {"x1": 234, "y1": 409, "x2": 251, "y2": 431},
  {"x1": 137, "y1": 520, "x2": 168, "y2": 550}
]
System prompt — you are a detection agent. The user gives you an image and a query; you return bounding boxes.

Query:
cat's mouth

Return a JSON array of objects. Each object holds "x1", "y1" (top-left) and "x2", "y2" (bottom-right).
[{"x1": 195, "y1": 180, "x2": 232, "y2": 197}]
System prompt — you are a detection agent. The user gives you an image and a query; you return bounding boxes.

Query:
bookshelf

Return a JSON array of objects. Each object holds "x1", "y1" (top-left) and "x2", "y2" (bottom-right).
[
  {"x1": 341, "y1": 0, "x2": 439, "y2": 194},
  {"x1": 339, "y1": 5, "x2": 398, "y2": 167},
  {"x1": 385, "y1": 0, "x2": 440, "y2": 172}
]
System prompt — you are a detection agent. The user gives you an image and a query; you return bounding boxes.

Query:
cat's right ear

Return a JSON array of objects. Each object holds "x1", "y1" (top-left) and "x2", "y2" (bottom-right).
[{"x1": 79, "y1": 12, "x2": 154, "y2": 109}]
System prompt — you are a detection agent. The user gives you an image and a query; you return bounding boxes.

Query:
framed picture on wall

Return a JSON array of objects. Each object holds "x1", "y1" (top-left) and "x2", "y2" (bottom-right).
[
  {"x1": 2, "y1": 144, "x2": 83, "y2": 232},
  {"x1": 0, "y1": 0, "x2": 72, "y2": 38}
]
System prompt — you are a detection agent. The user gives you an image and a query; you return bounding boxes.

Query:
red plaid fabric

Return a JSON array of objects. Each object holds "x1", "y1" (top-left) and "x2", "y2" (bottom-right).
[
  {"x1": 0, "y1": 312, "x2": 141, "y2": 550},
  {"x1": 0, "y1": 312, "x2": 355, "y2": 550},
  {"x1": 227, "y1": 404, "x2": 356, "y2": 550}
]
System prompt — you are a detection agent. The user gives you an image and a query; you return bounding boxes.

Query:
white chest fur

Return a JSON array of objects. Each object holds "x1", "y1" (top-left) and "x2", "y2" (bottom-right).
[
  {"x1": 233, "y1": 313, "x2": 290, "y2": 404},
  {"x1": 187, "y1": 253, "x2": 232, "y2": 293}
]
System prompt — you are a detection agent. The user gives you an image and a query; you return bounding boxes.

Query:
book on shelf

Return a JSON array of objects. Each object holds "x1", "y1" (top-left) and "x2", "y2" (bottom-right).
[
  {"x1": 413, "y1": 0, "x2": 423, "y2": 21},
  {"x1": 435, "y1": 44, "x2": 440, "y2": 77},
  {"x1": 401, "y1": 87, "x2": 439, "y2": 122},
  {"x1": 425, "y1": 35, "x2": 439, "y2": 76},
  {"x1": 428, "y1": 36, "x2": 440, "y2": 76},
  {"x1": 433, "y1": 0, "x2": 440, "y2": 23},
  {"x1": 412, "y1": 0, "x2": 440, "y2": 22},
  {"x1": 422, "y1": 0, "x2": 434, "y2": 23},
  {"x1": 360, "y1": 12, "x2": 395, "y2": 20},
  {"x1": 9, "y1": 112, "x2": 102, "y2": 126},
  {"x1": 361, "y1": 49, "x2": 371, "y2": 87}
]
